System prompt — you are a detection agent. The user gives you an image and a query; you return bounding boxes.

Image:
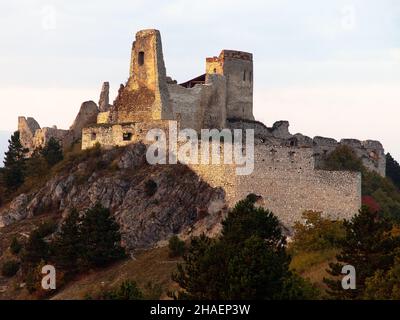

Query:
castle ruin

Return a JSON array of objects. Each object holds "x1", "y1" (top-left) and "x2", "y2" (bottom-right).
[{"x1": 18, "y1": 29, "x2": 386, "y2": 228}]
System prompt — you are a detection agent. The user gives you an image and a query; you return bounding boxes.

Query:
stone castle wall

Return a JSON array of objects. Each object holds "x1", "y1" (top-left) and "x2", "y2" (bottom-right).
[
  {"x1": 168, "y1": 74, "x2": 227, "y2": 131},
  {"x1": 82, "y1": 120, "x2": 175, "y2": 150},
  {"x1": 190, "y1": 145, "x2": 361, "y2": 228},
  {"x1": 228, "y1": 119, "x2": 386, "y2": 177},
  {"x1": 18, "y1": 117, "x2": 73, "y2": 153},
  {"x1": 236, "y1": 146, "x2": 361, "y2": 226}
]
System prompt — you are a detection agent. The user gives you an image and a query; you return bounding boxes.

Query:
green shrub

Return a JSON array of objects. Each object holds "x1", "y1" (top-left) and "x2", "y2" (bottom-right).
[
  {"x1": 323, "y1": 145, "x2": 363, "y2": 172},
  {"x1": 168, "y1": 235, "x2": 185, "y2": 258},
  {"x1": 291, "y1": 211, "x2": 345, "y2": 253},
  {"x1": 103, "y1": 280, "x2": 143, "y2": 300},
  {"x1": 1, "y1": 260, "x2": 20, "y2": 277}
]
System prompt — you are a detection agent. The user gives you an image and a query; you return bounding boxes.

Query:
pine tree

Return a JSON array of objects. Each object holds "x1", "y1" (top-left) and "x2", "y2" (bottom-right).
[
  {"x1": 386, "y1": 153, "x2": 400, "y2": 190},
  {"x1": 53, "y1": 209, "x2": 82, "y2": 271},
  {"x1": 324, "y1": 207, "x2": 400, "y2": 299},
  {"x1": 3, "y1": 131, "x2": 28, "y2": 190},
  {"x1": 172, "y1": 196, "x2": 317, "y2": 300},
  {"x1": 79, "y1": 204, "x2": 126, "y2": 268},
  {"x1": 364, "y1": 255, "x2": 400, "y2": 299},
  {"x1": 41, "y1": 137, "x2": 63, "y2": 167},
  {"x1": 21, "y1": 230, "x2": 50, "y2": 267}
]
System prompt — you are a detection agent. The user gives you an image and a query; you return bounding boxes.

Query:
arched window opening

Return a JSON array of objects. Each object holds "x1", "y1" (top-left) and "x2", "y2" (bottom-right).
[{"x1": 138, "y1": 51, "x2": 145, "y2": 66}]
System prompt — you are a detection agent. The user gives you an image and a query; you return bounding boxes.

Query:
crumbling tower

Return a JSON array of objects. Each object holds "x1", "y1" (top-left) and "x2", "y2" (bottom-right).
[
  {"x1": 206, "y1": 50, "x2": 254, "y2": 121},
  {"x1": 110, "y1": 29, "x2": 173, "y2": 123}
]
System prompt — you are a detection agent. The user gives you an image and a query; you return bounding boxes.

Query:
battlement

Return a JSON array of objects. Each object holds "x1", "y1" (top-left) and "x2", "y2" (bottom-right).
[{"x1": 206, "y1": 50, "x2": 253, "y2": 63}]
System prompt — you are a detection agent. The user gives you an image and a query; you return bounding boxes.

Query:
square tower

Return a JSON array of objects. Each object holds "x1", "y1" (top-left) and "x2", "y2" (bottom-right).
[
  {"x1": 110, "y1": 29, "x2": 172, "y2": 123},
  {"x1": 206, "y1": 50, "x2": 254, "y2": 121}
]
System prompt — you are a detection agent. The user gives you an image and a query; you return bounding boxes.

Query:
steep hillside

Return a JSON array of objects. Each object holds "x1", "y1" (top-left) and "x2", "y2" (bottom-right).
[
  {"x1": 51, "y1": 246, "x2": 181, "y2": 300},
  {"x1": 0, "y1": 143, "x2": 230, "y2": 299},
  {"x1": 0, "y1": 143, "x2": 227, "y2": 251}
]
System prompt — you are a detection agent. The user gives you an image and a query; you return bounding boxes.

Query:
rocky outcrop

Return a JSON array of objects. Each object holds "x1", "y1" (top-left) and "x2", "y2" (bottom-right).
[
  {"x1": 98, "y1": 82, "x2": 112, "y2": 112},
  {"x1": 0, "y1": 144, "x2": 227, "y2": 251},
  {"x1": 18, "y1": 117, "x2": 41, "y2": 152},
  {"x1": 18, "y1": 116, "x2": 74, "y2": 155},
  {"x1": 70, "y1": 101, "x2": 99, "y2": 141},
  {"x1": 0, "y1": 194, "x2": 29, "y2": 227}
]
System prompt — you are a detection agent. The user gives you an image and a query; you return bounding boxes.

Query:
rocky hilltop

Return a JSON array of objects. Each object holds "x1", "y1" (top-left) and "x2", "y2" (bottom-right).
[{"x1": 0, "y1": 144, "x2": 226, "y2": 251}]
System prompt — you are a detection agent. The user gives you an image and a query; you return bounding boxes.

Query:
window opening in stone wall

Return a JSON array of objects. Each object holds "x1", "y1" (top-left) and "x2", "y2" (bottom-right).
[
  {"x1": 91, "y1": 132, "x2": 96, "y2": 141},
  {"x1": 123, "y1": 133, "x2": 132, "y2": 141},
  {"x1": 243, "y1": 71, "x2": 246, "y2": 81},
  {"x1": 213, "y1": 68, "x2": 217, "y2": 73},
  {"x1": 138, "y1": 51, "x2": 145, "y2": 66}
]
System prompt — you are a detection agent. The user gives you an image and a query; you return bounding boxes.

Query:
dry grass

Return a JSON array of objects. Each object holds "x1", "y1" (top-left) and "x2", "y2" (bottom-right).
[
  {"x1": 51, "y1": 246, "x2": 182, "y2": 300},
  {"x1": 290, "y1": 249, "x2": 338, "y2": 295},
  {"x1": 0, "y1": 214, "x2": 61, "y2": 300}
]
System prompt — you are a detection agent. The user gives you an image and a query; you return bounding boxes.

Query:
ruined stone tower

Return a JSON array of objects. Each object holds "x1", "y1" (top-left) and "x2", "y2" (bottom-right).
[
  {"x1": 110, "y1": 29, "x2": 173, "y2": 123},
  {"x1": 206, "y1": 50, "x2": 254, "y2": 121}
]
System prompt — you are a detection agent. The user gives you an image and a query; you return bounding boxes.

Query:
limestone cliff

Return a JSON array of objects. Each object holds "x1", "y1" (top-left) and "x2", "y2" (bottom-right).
[{"x1": 0, "y1": 144, "x2": 226, "y2": 251}]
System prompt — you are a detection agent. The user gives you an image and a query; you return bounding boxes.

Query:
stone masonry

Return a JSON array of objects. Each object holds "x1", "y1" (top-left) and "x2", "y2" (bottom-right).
[{"x1": 17, "y1": 28, "x2": 386, "y2": 228}]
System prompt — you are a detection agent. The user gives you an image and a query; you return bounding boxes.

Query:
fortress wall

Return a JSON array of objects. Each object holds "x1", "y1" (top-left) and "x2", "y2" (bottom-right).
[
  {"x1": 236, "y1": 167, "x2": 361, "y2": 227},
  {"x1": 201, "y1": 75, "x2": 227, "y2": 130},
  {"x1": 33, "y1": 127, "x2": 73, "y2": 150},
  {"x1": 235, "y1": 146, "x2": 361, "y2": 226},
  {"x1": 82, "y1": 120, "x2": 174, "y2": 150},
  {"x1": 189, "y1": 163, "x2": 237, "y2": 204},
  {"x1": 97, "y1": 112, "x2": 110, "y2": 124},
  {"x1": 312, "y1": 137, "x2": 386, "y2": 177},
  {"x1": 189, "y1": 145, "x2": 361, "y2": 228},
  {"x1": 168, "y1": 74, "x2": 227, "y2": 131},
  {"x1": 168, "y1": 83, "x2": 205, "y2": 131}
]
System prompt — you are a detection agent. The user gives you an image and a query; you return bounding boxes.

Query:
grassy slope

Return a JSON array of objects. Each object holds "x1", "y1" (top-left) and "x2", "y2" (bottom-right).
[
  {"x1": 0, "y1": 214, "x2": 61, "y2": 300},
  {"x1": 289, "y1": 249, "x2": 338, "y2": 295},
  {"x1": 52, "y1": 246, "x2": 181, "y2": 300},
  {"x1": 0, "y1": 212, "x2": 181, "y2": 300}
]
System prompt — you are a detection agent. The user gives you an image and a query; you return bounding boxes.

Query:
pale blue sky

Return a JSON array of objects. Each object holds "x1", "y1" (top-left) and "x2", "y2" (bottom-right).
[{"x1": 0, "y1": 0, "x2": 399, "y2": 161}]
